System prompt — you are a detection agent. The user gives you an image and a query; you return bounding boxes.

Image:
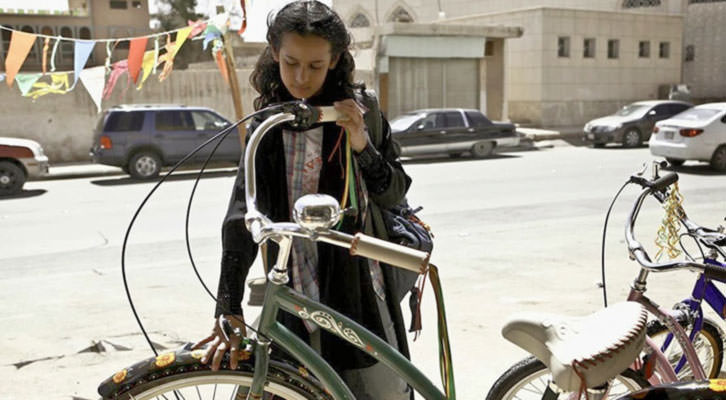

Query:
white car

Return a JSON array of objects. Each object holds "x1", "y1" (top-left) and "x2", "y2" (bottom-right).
[
  {"x1": 649, "y1": 103, "x2": 726, "y2": 171},
  {"x1": 0, "y1": 137, "x2": 49, "y2": 195}
]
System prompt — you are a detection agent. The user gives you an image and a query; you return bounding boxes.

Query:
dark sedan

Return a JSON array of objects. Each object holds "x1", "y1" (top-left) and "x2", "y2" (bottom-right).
[
  {"x1": 389, "y1": 108, "x2": 519, "y2": 158},
  {"x1": 583, "y1": 100, "x2": 692, "y2": 148}
]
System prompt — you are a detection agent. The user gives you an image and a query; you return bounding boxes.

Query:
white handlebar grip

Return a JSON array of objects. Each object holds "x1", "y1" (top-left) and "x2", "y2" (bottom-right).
[{"x1": 316, "y1": 106, "x2": 342, "y2": 123}]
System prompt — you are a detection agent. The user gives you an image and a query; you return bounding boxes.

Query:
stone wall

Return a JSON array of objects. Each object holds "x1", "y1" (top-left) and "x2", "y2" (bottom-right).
[{"x1": 683, "y1": 2, "x2": 726, "y2": 102}]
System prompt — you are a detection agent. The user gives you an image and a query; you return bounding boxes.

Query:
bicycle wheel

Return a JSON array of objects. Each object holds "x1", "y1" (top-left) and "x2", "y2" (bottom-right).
[
  {"x1": 98, "y1": 347, "x2": 331, "y2": 400},
  {"x1": 485, "y1": 356, "x2": 649, "y2": 400},
  {"x1": 647, "y1": 318, "x2": 724, "y2": 379}
]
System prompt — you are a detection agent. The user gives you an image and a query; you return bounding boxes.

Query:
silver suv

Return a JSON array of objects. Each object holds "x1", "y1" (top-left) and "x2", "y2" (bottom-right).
[{"x1": 90, "y1": 104, "x2": 240, "y2": 179}]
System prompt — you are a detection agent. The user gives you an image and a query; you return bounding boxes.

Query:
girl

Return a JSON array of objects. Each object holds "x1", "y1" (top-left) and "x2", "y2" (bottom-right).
[{"x1": 194, "y1": 2, "x2": 412, "y2": 399}]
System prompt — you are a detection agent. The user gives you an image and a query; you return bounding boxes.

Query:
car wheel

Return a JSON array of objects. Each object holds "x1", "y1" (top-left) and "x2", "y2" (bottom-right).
[
  {"x1": 128, "y1": 151, "x2": 161, "y2": 179},
  {"x1": 710, "y1": 145, "x2": 726, "y2": 172},
  {"x1": 0, "y1": 161, "x2": 26, "y2": 196},
  {"x1": 665, "y1": 158, "x2": 685, "y2": 167},
  {"x1": 471, "y1": 141, "x2": 494, "y2": 158},
  {"x1": 622, "y1": 129, "x2": 642, "y2": 148}
]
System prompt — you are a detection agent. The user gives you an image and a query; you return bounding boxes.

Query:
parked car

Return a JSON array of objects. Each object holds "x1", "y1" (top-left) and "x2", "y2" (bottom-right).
[
  {"x1": 583, "y1": 100, "x2": 692, "y2": 148},
  {"x1": 0, "y1": 137, "x2": 49, "y2": 196},
  {"x1": 389, "y1": 108, "x2": 519, "y2": 158},
  {"x1": 90, "y1": 104, "x2": 240, "y2": 179},
  {"x1": 649, "y1": 102, "x2": 726, "y2": 172}
]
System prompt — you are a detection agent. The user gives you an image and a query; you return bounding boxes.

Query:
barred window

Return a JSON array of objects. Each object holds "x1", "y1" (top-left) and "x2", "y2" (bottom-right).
[
  {"x1": 639, "y1": 40, "x2": 650, "y2": 58},
  {"x1": 350, "y1": 13, "x2": 370, "y2": 28},
  {"x1": 558, "y1": 36, "x2": 570, "y2": 58},
  {"x1": 608, "y1": 39, "x2": 619, "y2": 59},
  {"x1": 584, "y1": 38, "x2": 596, "y2": 58},
  {"x1": 388, "y1": 7, "x2": 413, "y2": 23},
  {"x1": 659, "y1": 42, "x2": 670, "y2": 58},
  {"x1": 622, "y1": 0, "x2": 661, "y2": 7},
  {"x1": 685, "y1": 45, "x2": 695, "y2": 61}
]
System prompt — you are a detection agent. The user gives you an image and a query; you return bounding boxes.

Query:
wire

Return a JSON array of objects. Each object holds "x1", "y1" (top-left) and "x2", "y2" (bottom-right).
[
  {"x1": 122, "y1": 106, "x2": 277, "y2": 355},
  {"x1": 0, "y1": 21, "x2": 211, "y2": 43},
  {"x1": 600, "y1": 180, "x2": 631, "y2": 308},
  {"x1": 678, "y1": 232, "x2": 704, "y2": 262}
]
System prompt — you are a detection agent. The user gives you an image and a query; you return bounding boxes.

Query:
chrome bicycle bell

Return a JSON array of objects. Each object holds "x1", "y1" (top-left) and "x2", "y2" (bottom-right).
[{"x1": 292, "y1": 194, "x2": 341, "y2": 230}]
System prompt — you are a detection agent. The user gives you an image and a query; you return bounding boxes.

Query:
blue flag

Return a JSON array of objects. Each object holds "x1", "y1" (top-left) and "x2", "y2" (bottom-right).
[{"x1": 72, "y1": 40, "x2": 95, "y2": 89}]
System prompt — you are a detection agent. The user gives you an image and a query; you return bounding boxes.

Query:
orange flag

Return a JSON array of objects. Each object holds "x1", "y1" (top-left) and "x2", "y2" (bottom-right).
[
  {"x1": 127, "y1": 37, "x2": 148, "y2": 84},
  {"x1": 214, "y1": 50, "x2": 229, "y2": 85},
  {"x1": 5, "y1": 30, "x2": 37, "y2": 87}
]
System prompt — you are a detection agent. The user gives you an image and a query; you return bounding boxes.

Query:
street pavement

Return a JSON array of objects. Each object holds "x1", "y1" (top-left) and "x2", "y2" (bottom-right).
[{"x1": 2, "y1": 140, "x2": 725, "y2": 400}]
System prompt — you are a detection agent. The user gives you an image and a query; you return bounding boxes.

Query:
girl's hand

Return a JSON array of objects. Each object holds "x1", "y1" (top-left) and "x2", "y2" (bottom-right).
[
  {"x1": 191, "y1": 314, "x2": 247, "y2": 371},
  {"x1": 334, "y1": 99, "x2": 369, "y2": 152}
]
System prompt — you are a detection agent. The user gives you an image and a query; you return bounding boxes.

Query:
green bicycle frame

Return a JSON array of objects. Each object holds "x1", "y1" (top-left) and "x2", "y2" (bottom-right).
[{"x1": 247, "y1": 265, "x2": 447, "y2": 400}]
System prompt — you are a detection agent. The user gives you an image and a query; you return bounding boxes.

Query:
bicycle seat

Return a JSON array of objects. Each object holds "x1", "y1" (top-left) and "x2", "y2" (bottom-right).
[{"x1": 502, "y1": 301, "x2": 647, "y2": 392}]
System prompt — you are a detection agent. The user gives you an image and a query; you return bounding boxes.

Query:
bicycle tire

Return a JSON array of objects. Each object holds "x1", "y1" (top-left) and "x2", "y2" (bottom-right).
[
  {"x1": 485, "y1": 355, "x2": 649, "y2": 400},
  {"x1": 647, "y1": 318, "x2": 724, "y2": 379},
  {"x1": 98, "y1": 347, "x2": 331, "y2": 400}
]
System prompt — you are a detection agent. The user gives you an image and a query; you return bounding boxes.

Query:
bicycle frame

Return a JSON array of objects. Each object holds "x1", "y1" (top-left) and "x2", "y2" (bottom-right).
[{"x1": 242, "y1": 110, "x2": 447, "y2": 400}]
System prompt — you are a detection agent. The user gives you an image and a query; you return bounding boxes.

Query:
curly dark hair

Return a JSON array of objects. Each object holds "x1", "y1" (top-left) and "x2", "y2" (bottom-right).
[{"x1": 250, "y1": 0, "x2": 364, "y2": 110}]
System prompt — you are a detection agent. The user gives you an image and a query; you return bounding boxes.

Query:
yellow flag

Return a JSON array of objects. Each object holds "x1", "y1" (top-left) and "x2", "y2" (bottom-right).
[{"x1": 137, "y1": 50, "x2": 156, "y2": 90}]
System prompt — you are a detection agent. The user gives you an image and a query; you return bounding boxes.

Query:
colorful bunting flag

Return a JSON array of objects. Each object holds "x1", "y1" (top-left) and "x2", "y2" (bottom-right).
[
  {"x1": 5, "y1": 30, "x2": 37, "y2": 87},
  {"x1": 50, "y1": 37, "x2": 60, "y2": 72},
  {"x1": 72, "y1": 40, "x2": 95, "y2": 89},
  {"x1": 15, "y1": 73, "x2": 42, "y2": 95},
  {"x1": 79, "y1": 66, "x2": 106, "y2": 113},
  {"x1": 128, "y1": 37, "x2": 149, "y2": 84},
  {"x1": 214, "y1": 49, "x2": 229, "y2": 85},
  {"x1": 42, "y1": 37, "x2": 50, "y2": 74},
  {"x1": 203, "y1": 25, "x2": 222, "y2": 50},
  {"x1": 103, "y1": 60, "x2": 129, "y2": 100},
  {"x1": 137, "y1": 50, "x2": 156, "y2": 90},
  {"x1": 239, "y1": 0, "x2": 247, "y2": 35},
  {"x1": 25, "y1": 72, "x2": 70, "y2": 100},
  {"x1": 188, "y1": 20, "x2": 207, "y2": 38}
]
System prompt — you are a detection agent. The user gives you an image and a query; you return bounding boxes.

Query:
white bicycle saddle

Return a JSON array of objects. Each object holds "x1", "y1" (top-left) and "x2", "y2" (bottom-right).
[{"x1": 502, "y1": 301, "x2": 647, "y2": 392}]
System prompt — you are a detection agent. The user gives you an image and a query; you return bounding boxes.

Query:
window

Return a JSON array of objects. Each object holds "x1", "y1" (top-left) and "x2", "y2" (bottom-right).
[
  {"x1": 622, "y1": 0, "x2": 661, "y2": 7},
  {"x1": 350, "y1": 13, "x2": 370, "y2": 28},
  {"x1": 685, "y1": 45, "x2": 695, "y2": 61},
  {"x1": 59, "y1": 26, "x2": 75, "y2": 64},
  {"x1": 40, "y1": 26, "x2": 54, "y2": 36},
  {"x1": 465, "y1": 111, "x2": 492, "y2": 127},
  {"x1": 79, "y1": 27, "x2": 91, "y2": 39},
  {"x1": 110, "y1": 1, "x2": 128, "y2": 9},
  {"x1": 583, "y1": 38, "x2": 596, "y2": 58},
  {"x1": 1, "y1": 28, "x2": 12, "y2": 62},
  {"x1": 659, "y1": 42, "x2": 670, "y2": 58},
  {"x1": 638, "y1": 41, "x2": 650, "y2": 58},
  {"x1": 608, "y1": 39, "x2": 619, "y2": 59},
  {"x1": 442, "y1": 112, "x2": 465, "y2": 128},
  {"x1": 106, "y1": 111, "x2": 145, "y2": 132},
  {"x1": 558, "y1": 36, "x2": 570, "y2": 58},
  {"x1": 190, "y1": 111, "x2": 229, "y2": 131},
  {"x1": 485, "y1": 40, "x2": 495, "y2": 56},
  {"x1": 132, "y1": 1, "x2": 142, "y2": 8},
  {"x1": 155, "y1": 111, "x2": 194, "y2": 131},
  {"x1": 20, "y1": 25, "x2": 38, "y2": 62},
  {"x1": 388, "y1": 7, "x2": 413, "y2": 23}
]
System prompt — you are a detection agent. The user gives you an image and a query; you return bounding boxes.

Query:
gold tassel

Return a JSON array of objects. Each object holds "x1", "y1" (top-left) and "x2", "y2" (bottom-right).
[{"x1": 654, "y1": 182, "x2": 685, "y2": 260}]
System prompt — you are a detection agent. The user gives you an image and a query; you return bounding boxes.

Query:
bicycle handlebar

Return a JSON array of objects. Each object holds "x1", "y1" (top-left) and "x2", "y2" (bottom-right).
[
  {"x1": 242, "y1": 103, "x2": 430, "y2": 273},
  {"x1": 625, "y1": 173, "x2": 726, "y2": 278}
]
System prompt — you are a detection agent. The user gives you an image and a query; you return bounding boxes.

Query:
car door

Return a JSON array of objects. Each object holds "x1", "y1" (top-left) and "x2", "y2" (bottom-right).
[
  {"x1": 153, "y1": 110, "x2": 199, "y2": 162},
  {"x1": 434, "y1": 111, "x2": 469, "y2": 146},
  {"x1": 643, "y1": 104, "x2": 674, "y2": 134},
  {"x1": 188, "y1": 110, "x2": 240, "y2": 161},
  {"x1": 407, "y1": 112, "x2": 444, "y2": 147},
  {"x1": 464, "y1": 110, "x2": 500, "y2": 138}
]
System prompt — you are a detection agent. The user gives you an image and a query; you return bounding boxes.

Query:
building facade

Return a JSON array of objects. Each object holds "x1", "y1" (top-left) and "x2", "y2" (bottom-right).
[
  {"x1": 0, "y1": 0, "x2": 151, "y2": 71},
  {"x1": 335, "y1": 0, "x2": 693, "y2": 127}
]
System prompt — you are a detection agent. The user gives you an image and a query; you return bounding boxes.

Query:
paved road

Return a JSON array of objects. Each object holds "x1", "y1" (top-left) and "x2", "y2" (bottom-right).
[{"x1": 2, "y1": 144, "x2": 725, "y2": 399}]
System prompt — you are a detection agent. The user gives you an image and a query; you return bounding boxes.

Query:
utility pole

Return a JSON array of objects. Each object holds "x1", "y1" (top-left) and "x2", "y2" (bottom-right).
[{"x1": 222, "y1": 32, "x2": 247, "y2": 152}]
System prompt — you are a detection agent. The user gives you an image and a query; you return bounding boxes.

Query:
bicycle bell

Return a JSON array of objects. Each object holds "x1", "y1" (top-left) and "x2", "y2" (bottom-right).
[{"x1": 293, "y1": 194, "x2": 342, "y2": 230}]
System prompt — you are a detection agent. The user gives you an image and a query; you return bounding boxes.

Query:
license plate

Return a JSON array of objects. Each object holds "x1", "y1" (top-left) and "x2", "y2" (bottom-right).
[
  {"x1": 665, "y1": 131, "x2": 674, "y2": 140},
  {"x1": 587, "y1": 133, "x2": 594, "y2": 140}
]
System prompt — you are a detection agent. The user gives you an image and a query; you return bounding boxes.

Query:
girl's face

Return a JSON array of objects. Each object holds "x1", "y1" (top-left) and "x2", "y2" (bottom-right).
[{"x1": 272, "y1": 33, "x2": 340, "y2": 100}]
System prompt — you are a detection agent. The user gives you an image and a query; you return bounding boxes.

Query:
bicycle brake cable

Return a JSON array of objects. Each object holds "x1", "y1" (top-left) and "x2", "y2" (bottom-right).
[
  {"x1": 122, "y1": 106, "x2": 277, "y2": 355},
  {"x1": 600, "y1": 180, "x2": 631, "y2": 308}
]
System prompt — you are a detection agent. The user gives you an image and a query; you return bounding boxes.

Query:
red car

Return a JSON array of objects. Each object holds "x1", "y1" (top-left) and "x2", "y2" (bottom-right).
[{"x1": 0, "y1": 137, "x2": 49, "y2": 196}]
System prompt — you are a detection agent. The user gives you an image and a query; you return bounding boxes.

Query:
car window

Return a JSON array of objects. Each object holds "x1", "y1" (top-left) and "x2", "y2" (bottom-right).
[
  {"x1": 389, "y1": 114, "x2": 422, "y2": 132},
  {"x1": 155, "y1": 111, "x2": 195, "y2": 131},
  {"x1": 465, "y1": 111, "x2": 493, "y2": 127},
  {"x1": 420, "y1": 113, "x2": 439, "y2": 129},
  {"x1": 651, "y1": 105, "x2": 671, "y2": 116},
  {"x1": 615, "y1": 105, "x2": 649, "y2": 117},
  {"x1": 443, "y1": 112, "x2": 465, "y2": 128},
  {"x1": 672, "y1": 108, "x2": 722, "y2": 121},
  {"x1": 105, "y1": 111, "x2": 144, "y2": 132},
  {"x1": 190, "y1": 111, "x2": 228, "y2": 131},
  {"x1": 668, "y1": 104, "x2": 691, "y2": 114}
]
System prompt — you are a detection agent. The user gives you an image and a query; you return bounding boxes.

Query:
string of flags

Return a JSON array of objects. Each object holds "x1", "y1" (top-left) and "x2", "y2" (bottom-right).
[{"x1": 1, "y1": 0, "x2": 248, "y2": 113}]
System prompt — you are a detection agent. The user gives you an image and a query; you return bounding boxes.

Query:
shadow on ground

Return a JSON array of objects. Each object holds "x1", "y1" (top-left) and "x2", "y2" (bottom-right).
[
  {"x1": 90, "y1": 169, "x2": 238, "y2": 186},
  {"x1": 401, "y1": 153, "x2": 522, "y2": 165},
  {"x1": 0, "y1": 189, "x2": 47, "y2": 200},
  {"x1": 664, "y1": 163, "x2": 725, "y2": 176}
]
